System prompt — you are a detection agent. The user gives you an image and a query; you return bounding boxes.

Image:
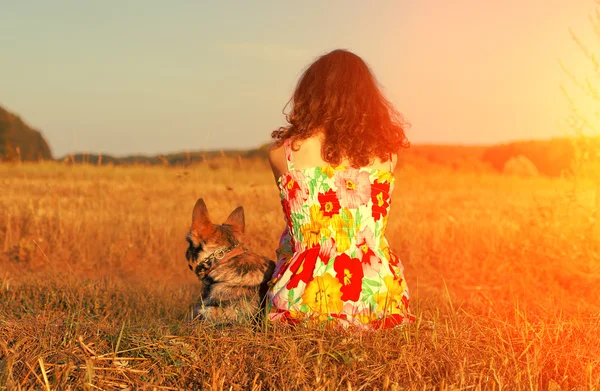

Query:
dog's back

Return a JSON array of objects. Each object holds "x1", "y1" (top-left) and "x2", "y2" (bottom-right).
[
  {"x1": 199, "y1": 252, "x2": 275, "y2": 319},
  {"x1": 185, "y1": 198, "x2": 275, "y2": 323}
]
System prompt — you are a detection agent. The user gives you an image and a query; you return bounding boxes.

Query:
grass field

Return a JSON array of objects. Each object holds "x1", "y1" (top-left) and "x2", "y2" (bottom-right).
[{"x1": 1, "y1": 159, "x2": 599, "y2": 390}]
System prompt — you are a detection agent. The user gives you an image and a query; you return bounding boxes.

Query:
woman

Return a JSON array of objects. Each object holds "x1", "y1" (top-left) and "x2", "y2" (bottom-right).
[{"x1": 267, "y1": 49, "x2": 414, "y2": 329}]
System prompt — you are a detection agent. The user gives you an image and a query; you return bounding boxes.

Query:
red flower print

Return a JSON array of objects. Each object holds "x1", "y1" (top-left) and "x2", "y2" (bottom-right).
[
  {"x1": 334, "y1": 170, "x2": 371, "y2": 209},
  {"x1": 281, "y1": 171, "x2": 309, "y2": 211},
  {"x1": 389, "y1": 250, "x2": 399, "y2": 266},
  {"x1": 371, "y1": 180, "x2": 391, "y2": 221},
  {"x1": 281, "y1": 199, "x2": 292, "y2": 228},
  {"x1": 402, "y1": 295, "x2": 410, "y2": 312},
  {"x1": 387, "y1": 250, "x2": 405, "y2": 281},
  {"x1": 318, "y1": 238, "x2": 336, "y2": 265},
  {"x1": 277, "y1": 310, "x2": 302, "y2": 326},
  {"x1": 286, "y1": 246, "x2": 320, "y2": 289},
  {"x1": 318, "y1": 189, "x2": 341, "y2": 217},
  {"x1": 355, "y1": 226, "x2": 376, "y2": 260},
  {"x1": 333, "y1": 253, "x2": 364, "y2": 302},
  {"x1": 361, "y1": 248, "x2": 376, "y2": 265},
  {"x1": 329, "y1": 313, "x2": 348, "y2": 320},
  {"x1": 372, "y1": 314, "x2": 405, "y2": 330}
]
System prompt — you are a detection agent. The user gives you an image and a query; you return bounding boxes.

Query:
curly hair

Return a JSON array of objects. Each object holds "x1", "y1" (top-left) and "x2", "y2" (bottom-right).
[{"x1": 271, "y1": 49, "x2": 410, "y2": 168}]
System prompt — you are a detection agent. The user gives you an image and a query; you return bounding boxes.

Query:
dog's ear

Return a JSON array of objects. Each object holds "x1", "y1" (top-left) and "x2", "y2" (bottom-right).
[
  {"x1": 191, "y1": 198, "x2": 212, "y2": 235},
  {"x1": 224, "y1": 206, "x2": 245, "y2": 235}
]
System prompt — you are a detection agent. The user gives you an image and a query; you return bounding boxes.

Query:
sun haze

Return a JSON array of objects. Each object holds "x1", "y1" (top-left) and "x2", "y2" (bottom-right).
[{"x1": 0, "y1": 0, "x2": 595, "y2": 157}]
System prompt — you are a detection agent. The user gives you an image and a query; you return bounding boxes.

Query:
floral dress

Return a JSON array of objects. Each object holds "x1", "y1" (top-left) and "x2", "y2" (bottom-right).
[{"x1": 267, "y1": 139, "x2": 415, "y2": 329}]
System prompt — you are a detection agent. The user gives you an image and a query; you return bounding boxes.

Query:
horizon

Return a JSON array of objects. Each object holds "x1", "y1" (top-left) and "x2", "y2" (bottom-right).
[
  {"x1": 56, "y1": 134, "x2": 579, "y2": 160},
  {"x1": 2, "y1": 0, "x2": 598, "y2": 157}
]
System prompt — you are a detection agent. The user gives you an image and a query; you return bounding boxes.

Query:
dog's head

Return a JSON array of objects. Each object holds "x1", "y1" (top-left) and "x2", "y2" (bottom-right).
[{"x1": 186, "y1": 198, "x2": 245, "y2": 278}]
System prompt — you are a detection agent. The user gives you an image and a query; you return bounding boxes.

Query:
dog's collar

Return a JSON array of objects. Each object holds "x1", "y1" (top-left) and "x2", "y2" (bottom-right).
[{"x1": 197, "y1": 242, "x2": 243, "y2": 278}]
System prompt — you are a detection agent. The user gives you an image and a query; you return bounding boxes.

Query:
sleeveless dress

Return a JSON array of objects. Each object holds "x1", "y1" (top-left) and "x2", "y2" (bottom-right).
[{"x1": 267, "y1": 140, "x2": 415, "y2": 329}]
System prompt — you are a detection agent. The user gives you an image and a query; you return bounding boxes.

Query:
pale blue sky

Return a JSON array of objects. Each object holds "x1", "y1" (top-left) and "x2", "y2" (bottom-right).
[{"x1": 0, "y1": 0, "x2": 596, "y2": 157}]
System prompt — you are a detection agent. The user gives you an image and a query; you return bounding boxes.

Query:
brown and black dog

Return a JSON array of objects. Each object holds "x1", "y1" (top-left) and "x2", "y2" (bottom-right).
[{"x1": 185, "y1": 198, "x2": 275, "y2": 323}]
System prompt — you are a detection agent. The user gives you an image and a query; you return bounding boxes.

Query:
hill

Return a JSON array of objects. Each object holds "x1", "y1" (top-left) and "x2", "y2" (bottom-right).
[{"x1": 0, "y1": 105, "x2": 52, "y2": 161}]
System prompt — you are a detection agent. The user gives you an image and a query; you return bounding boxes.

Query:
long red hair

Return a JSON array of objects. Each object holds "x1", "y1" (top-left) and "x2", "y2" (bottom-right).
[{"x1": 271, "y1": 49, "x2": 409, "y2": 167}]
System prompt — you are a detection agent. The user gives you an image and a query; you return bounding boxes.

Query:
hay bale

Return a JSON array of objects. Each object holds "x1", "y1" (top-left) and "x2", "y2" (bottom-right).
[{"x1": 502, "y1": 155, "x2": 539, "y2": 176}]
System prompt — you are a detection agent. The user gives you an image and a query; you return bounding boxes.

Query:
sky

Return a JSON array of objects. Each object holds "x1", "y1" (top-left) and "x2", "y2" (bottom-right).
[{"x1": 1, "y1": 0, "x2": 598, "y2": 157}]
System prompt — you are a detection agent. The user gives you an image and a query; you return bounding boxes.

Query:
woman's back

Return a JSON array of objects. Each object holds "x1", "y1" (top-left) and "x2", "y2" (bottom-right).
[
  {"x1": 268, "y1": 137, "x2": 413, "y2": 329},
  {"x1": 269, "y1": 134, "x2": 396, "y2": 180}
]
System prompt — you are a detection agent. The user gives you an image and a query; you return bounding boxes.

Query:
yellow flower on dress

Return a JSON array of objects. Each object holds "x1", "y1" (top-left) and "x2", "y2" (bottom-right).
[
  {"x1": 358, "y1": 312, "x2": 378, "y2": 324},
  {"x1": 330, "y1": 208, "x2": 354, "y2": 253},
  {"x1": 301, "y1": 273, "x2": 344, "y2": 313},
  {"x1": 373, "y1": 275, "x2": 408, "y2": 314},
  {"x1": 379, "y1": 241, "x2": 391, "y2": 261},
  {"x1": 381, "y1": 214, "x2": 389, "y2": 229},
  {"x1": 300, "y1": 205, "x2": 331, "y2": 248},
  {"x1": 376, "y1": 170, "x2": 394, "y2": 184},
  {"x1": 321, "y1": 166, "x2": 335, "y2": 178}
]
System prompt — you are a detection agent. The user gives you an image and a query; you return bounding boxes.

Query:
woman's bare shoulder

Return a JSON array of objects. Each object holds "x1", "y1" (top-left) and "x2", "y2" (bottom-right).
[
  {"x1": 268, "y1": 142, "x2": 287, "y2": 180},
  {"x1": 268, "y1": 142, "x2": 285, "y2": 164}
]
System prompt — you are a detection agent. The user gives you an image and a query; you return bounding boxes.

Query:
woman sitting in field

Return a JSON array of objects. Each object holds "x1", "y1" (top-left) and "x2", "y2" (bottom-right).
[{"x1": 267, "y1": 49, "x2": 415, "y2": 329}]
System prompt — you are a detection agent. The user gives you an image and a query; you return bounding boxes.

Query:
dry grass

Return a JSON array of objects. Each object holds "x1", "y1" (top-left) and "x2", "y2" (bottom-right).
[{"x1": 1, "y1": 160, "x2": 599, "y2": 390}]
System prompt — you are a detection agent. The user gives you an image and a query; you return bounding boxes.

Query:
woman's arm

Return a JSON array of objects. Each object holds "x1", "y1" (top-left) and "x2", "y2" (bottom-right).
[{"x1": 268, "y1": 144, "x2": 287, "y2": 184}]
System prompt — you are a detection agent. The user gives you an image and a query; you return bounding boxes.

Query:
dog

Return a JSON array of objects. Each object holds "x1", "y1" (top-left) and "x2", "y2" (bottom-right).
[{"x1": 185, "y1": 198, "x2": 275, "y2": 323}]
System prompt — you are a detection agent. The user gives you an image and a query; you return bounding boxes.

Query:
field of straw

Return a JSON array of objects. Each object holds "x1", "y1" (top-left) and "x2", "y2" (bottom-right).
[{"x1": 1, "y1": 159, "x2": 599, "y2": 390}]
